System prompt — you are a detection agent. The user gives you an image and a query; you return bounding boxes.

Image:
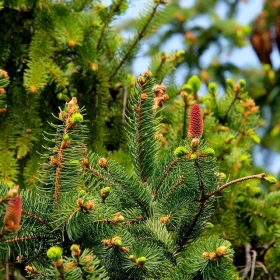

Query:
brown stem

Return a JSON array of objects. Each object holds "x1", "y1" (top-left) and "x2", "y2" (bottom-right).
[
  {"x1": 4, "y1": 235, "x2": 52, "y2": 243},
  {"x1": 152, "y1": 158, "x2": 178, "y2": 199},
  {"x1": 221, "y1": 89, "x2": 241, "y2": 123},
  {"x1": 109, "y1": 4, "x2": 160, "y2": 80},
  {"x1": 202, "y1": 173, "x2": 266, "y2": 201},
  {"x1": 22, "y1": 209, "x2": 51, "y2": 227}
]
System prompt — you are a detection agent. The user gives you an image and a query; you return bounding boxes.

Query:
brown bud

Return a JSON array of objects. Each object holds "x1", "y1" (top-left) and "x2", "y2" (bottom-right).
[
  {"x1": 0, "y1": 69, "x2": 8, "y2": 78},
  {"x1": 77, "y1": 198, "x2": 84, "y2": 207},
  {"x1": 208, "y1": 252, "x2": 217, "y2": 260},
  {"x1": 0, "y1": 108, "x2": 7, "y2": 114},
  {"x1": 0, "y1": 88, "x2": 6, "y2": 94},
  {"x1": 191, "y1": 138, "x2": 200, "y2": 149},
  {"x1": 102, "y1": 239, "x2": 112, "y2": 247},
  {"x1": 202, "y1": 252, "x2": 209, "y2": 259},
  {"x1": 144, "y1": 70, "x2": 153, "y2": 77},
  {"x1": 82, "y1": 158, "x2": 89, "y2": 167},
  {"x1": 216, "y1": 246, "x2": 227, "y2": 257},
  {"x1": 86, "y1": 266, "x2": 94, "y2": 272},
  {"x1": 25, "y1": 265, "x2": 37, "y2": 274},
  {"x1": 68, "y1": 40, "x2": 76, "y2": 47},
  {"x1": 30, "y1": 85, "x2": 37, "y2": 93},
  {"x1": 137, "y1": 76, "x2": 146, "y2": 85},
  {"x1": 141, "y1": 93, "x2": 148, "y2": 99},
  {"x1": 63, "y1": 262, "x2": 77, "y2": 272},
  {"x1": 159, "y1": 215, "x2": 170, "y2": 224},
  {"x1": 82, "y1": 255, "x2": 93, "y2": 264},
  {"x1": 53, "y1": 259, "x2": 63, "y2": 267},
  {"x1": 84, "y1": 200, "x2": 95, "y2": 210},
  {"x1": 98, "y1": 158, "x2": 107, "y2": 168}
]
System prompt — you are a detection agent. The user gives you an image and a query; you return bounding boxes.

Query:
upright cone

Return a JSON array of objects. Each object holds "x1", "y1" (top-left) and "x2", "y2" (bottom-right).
[
  {"x1": 4, "y1": 194, "x2": 22, "y2": 232},
  {"x1": 188, "y1": 104, "x2": 204, "y2": 139}
]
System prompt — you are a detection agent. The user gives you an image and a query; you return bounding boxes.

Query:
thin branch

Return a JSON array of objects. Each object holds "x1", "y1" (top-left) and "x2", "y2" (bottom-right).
[
  {"x1": 109, "y1": 3, "x2": 160, "y2": 80},
  {"x1": 220, "y1": 89, "x2": 242, "y2": 123},
  {"x1": 152, "y1": 158, "x2": 178, "y2": 199},
  {"x1": 22, "y1": 209, "x2": 51, "y2": 227},
  {"x1": 96, "y1": 0, "x2": 124, "y2": 50},
  {"x1": 202, "y1": 173, "x2": 266, "y2": 201},
  {"x1": 4, "y1": 235, "x2": 52, "y2": 243}
]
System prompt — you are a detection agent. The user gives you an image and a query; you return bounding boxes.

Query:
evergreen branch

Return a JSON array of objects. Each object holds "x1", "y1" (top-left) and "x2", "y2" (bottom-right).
[
  {"x1": 243, "y1": 208, "x2": 280, "y2": 223},
  {"x1": 154, "y1": 59, "x2": 166, "y2": 83},
  {"x1": 203, "y1": 173, "x2": 266, "y2": 200},
  {"x1": 123, "y1": 216, "x2": 144, "y2": 224},
  {"x1": 167, "y1": 176, "x2": 184, "y2": 195},
  {"x1": 220, "y1": 89, "x2": 242, "y2": 123},
  {"x1": 88, "y1": 166, "x2": 149, "y2": 215},
  {"x1": 4, "y1": 235, "x2": 53, "y2": 243},
  {"x1": 22, "y1": 209, "x2": 51, "y2": 227},
  {"x1": 109, "y1": 3, "x2": 160, "y2": 80},
  {"x1": 175, "y1": 201, "x2": 205, "y2": 253},
  {"x1": 96, "y1": 0, "x2": 124, "y2": 50},
  {"x1": 175, "y1": 158, "x2": 209, "y2": 252},
  {"x1": 105, "y1": 166, "x2": 150, "y2": 215},
  {"x1": 153, "y1": 158, "x2": 178, "y2": 199}
]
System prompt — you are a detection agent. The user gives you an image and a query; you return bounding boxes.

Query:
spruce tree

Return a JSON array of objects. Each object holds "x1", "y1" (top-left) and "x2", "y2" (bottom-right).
[{"x1": 0, "y1": 71, "x2": 276, "y2": 279}]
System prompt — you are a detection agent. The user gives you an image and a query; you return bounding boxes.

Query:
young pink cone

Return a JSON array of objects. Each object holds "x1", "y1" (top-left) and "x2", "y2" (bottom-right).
[
  {"x1": 4, "y1": 194, "x2": 22, "y2": 232},
  {"x1": 188, "y1": 104, "x2": 204, "y2": 139}
]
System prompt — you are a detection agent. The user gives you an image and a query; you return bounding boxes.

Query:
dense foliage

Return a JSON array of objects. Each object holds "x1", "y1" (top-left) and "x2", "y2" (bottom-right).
[{"x1": 1, "y1": 0, "x2": 280, "y2": 279}]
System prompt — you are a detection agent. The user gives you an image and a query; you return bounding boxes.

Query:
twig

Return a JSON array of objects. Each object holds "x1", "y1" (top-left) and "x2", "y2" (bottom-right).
[
  {"x1": 109, "y1": 3, "x2": 160, "y2": 80},
  {"x1": 96, "y1": 0, "x2": 124, "y2": 50},
  {"x1": 202, "y1": 173, "x2": 266, "y2": 201}
]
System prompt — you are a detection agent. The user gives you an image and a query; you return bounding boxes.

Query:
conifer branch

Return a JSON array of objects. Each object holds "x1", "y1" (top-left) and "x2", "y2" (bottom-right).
[
  {"x1": 106, "y1": 166, "x2": 150, "y2": 215},
  {"x1": 175, "y1": 160, "x2": 207, "y2": 252},
  {"x1": 220, "y1": 89, "x2": 242, "y2": 123},
  {"x1": 4, "y1": 235, "x2": 53, "y2": 243},
  {"x1": 175, "y1": 202, "x2": 205, "y2": 253},
  {"x1": 152, "y1": 158, "x2": 178, "y2": 199},
  {"x1": 203, "y1": 173, "x2": 266, "y2": 200},
  {"x1": 96, "y1": 0, "x2": 124, "y2": 50},
  {"x1": 167, "y1": 176, "x2": 184, "y2": 195},
  {"x1": 243, "y1": 208, "x2": 280, "y2": 223},
  {"x1": 88, "y1": 166, "x2": 149, "y2": 215},
  {"x1": 137, "y1": 98, "x2": 147, "y2": 183},
  {"x1": 22, "y1": 209, "x2": 51, "y2": 227},
  {"x1": 109, "y1": 3, "x2": 160, "y2": 80}
]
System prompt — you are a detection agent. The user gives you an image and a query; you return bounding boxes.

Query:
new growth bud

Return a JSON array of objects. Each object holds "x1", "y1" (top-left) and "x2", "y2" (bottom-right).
[
  {"x1": 47, "y1": 246, "x2": 63, "y2": 261},
  {"x1": 174, "y1": 146, "x2": 189, "y2": 157}
]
